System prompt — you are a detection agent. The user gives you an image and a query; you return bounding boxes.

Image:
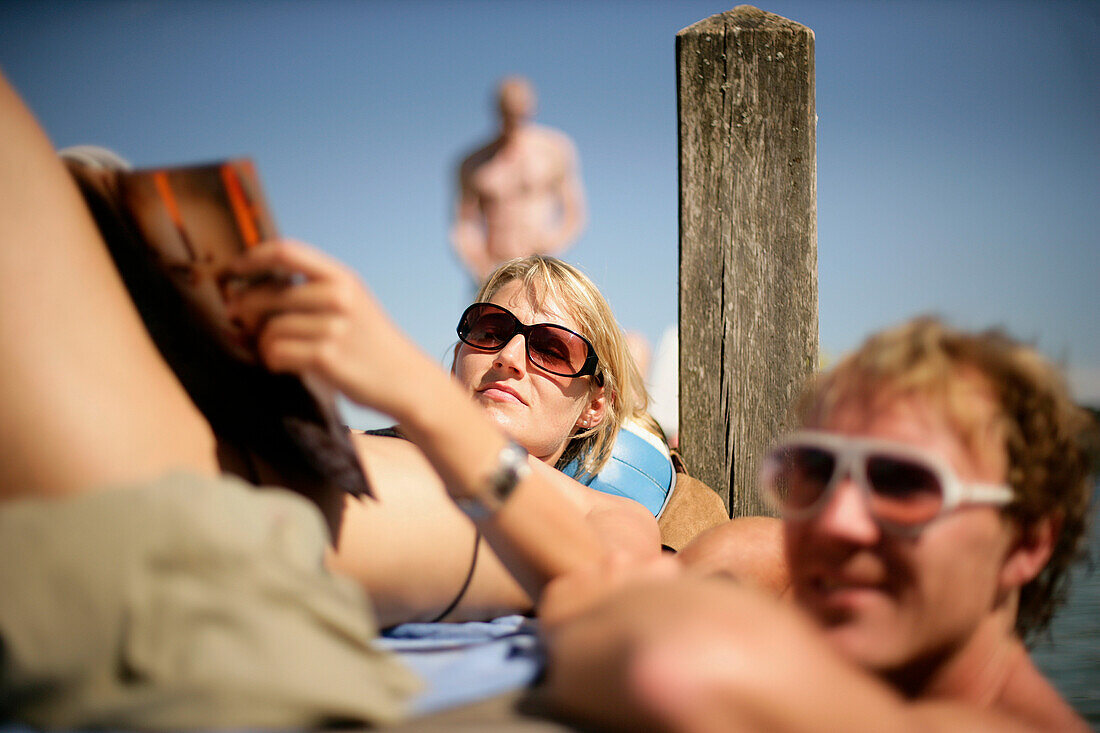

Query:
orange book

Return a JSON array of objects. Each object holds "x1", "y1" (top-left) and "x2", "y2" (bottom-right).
[
  {"x1": 119, "y1": 159, "x2": 282, "y2": 363},
  {"x1": 65, "y1": 155, "x2": 371, "y2": 522}
]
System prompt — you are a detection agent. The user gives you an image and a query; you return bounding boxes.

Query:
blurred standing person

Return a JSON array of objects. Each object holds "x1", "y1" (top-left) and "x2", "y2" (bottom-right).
[{"x1": 451, "y1": 77, "x2": 586, "y2": 284}]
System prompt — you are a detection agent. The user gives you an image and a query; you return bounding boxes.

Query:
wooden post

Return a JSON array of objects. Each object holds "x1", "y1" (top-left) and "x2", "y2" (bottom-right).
[{"x1": 677, "y1": 6, "x2": 818, "y2": 517}]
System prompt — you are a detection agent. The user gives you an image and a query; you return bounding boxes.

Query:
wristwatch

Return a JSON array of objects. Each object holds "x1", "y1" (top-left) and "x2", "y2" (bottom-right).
[{"x1": 455, "y1": 441, "x2": 531, "y2": 521}]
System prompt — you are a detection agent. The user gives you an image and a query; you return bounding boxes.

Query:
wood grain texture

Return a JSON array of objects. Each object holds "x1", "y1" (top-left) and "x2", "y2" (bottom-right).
[{"x1": 677, "y1": 5, "x2": 818, "y2": 516}]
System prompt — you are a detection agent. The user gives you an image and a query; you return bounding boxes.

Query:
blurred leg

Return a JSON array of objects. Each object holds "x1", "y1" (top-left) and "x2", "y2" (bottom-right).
[{"x1": 0, "y1": 72, "x2": 216, "y2": 499}]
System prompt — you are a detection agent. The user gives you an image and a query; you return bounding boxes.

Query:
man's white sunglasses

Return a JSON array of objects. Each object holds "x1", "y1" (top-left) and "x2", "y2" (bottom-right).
[{"x1": 759, "y1": 430, "x2": 1014, "y2": 533}]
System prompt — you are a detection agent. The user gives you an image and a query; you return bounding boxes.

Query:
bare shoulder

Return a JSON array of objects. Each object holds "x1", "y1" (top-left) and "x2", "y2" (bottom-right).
[
  {"x1": 912, "y1": 642, "x2": 1091, "y2": 731},
  {"x1": 678, "y1": 516, "x2": 790, "y2": 596},
  {"x1": 350, "y1": 430, "x2": 419, "y2": 460},
  {"x1": 349, "y1": 431, "x2": 441, "y2": 495},
  {"x1": 994, "y1": 647, "x2": 1089, "y2": 732},
  {"x1": 529, "y1": 124, "x2": 578, "y2": 158}
]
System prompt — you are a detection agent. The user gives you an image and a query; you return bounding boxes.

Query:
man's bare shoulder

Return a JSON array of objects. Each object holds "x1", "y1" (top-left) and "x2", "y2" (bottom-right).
[
  {"x1": 910, "y1": 640, "x2": 1086, "y2": 731},
  {"x1": 993, "y1": 647, "x2": 1089, "y2": 732},
  {"x1": 677, "y1": 516, "x2": 790, "y2": 596},
  {"x1": 526, "y1": 124, "x2": 578, "y2": 157}
]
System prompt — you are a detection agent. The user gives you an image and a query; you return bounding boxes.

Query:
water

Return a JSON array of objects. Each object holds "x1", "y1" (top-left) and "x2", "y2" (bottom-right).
[{"x1": 1032, "y1": 481, "x2": 1100, "y2": 728}]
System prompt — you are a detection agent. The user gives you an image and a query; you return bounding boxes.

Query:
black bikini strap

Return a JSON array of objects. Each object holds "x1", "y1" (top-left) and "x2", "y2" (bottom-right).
[{"x1": 428, "y1": 529, "x2": 481, "y2": 623}]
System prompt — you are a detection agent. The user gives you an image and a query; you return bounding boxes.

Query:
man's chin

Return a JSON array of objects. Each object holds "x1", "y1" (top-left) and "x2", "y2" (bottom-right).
[{"x1": 818, "y1": 620, "x2": 909, "y2": 674}]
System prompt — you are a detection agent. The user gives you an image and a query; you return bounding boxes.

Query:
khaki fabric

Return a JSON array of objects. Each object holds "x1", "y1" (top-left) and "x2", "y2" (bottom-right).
[
  {"x1": 0, "y1": 473, "x2": 419, "y2": 729},
  {"x1": 657, "y1": 473, "x2": 730, "y2": 551},
  {"x1": 384, "y1": 688, "x2": 578, "y2": 732}
]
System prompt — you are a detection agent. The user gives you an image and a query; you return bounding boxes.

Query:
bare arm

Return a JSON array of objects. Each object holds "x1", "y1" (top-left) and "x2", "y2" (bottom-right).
[
  {"x1": 449, "y1": 160, "x2": 494, "y2": 281},
  {"x1": 326, "y1": 434, "x2": 660, "y2": 627},
  {"x1": 537, "y1": 135, "x2": 585, "y2": 257},
  {"x1": 326, "y1": 435, "x2": 531, "y2": 626},
  {"x1": 544, "y1": 574, "x2": 1055, "y2": 733},
  {"x1": 528, "y1": 458, "x2": 660, "y2": 562},
  {"x1": 227, "y1": 241, "x2": 613, "y2": 600}
]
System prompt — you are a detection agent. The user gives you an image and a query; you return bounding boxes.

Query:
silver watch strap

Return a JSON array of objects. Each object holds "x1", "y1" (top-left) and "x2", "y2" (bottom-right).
[{"x1": 456, "y1": 441, "x2": 531, "y2": 521}]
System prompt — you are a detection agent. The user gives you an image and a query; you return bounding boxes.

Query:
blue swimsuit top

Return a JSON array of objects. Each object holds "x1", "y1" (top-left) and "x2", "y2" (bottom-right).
[
  {"x1": 560, "y1": 419, "x2": 676, "y2": 518},
  {"x1": 365, "y1": 418, "x2": 676, "y2": 518}
]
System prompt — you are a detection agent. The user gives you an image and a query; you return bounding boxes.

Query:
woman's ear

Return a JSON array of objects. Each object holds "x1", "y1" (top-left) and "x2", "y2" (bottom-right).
[
  {"x1": 999, "y1": 512, "x2": 1060, "y2": 590},
  {"x1": 575, "y1": 385, "x2": 608, "y2": 431}
]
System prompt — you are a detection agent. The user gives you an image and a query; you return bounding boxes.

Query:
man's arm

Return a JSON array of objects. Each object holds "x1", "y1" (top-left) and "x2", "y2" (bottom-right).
[
  {"x1": 543, "y1": 575, "x2": 1061, "y2": 732},
  {"x1": 450, "y1": 159, "x2": 494, "y2": 281},
  {"x1": 539, "y1": 134, "x2": 585, "y2": 256}
]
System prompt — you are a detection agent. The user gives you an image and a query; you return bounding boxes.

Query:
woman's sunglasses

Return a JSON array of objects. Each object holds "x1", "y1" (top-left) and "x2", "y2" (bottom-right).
[
  {"x1": 759, "y1": 431, "x2": 1014, "y2": 533},
  {"x1": 457, "y1": 302, "x2": 601, "y2": 382}
]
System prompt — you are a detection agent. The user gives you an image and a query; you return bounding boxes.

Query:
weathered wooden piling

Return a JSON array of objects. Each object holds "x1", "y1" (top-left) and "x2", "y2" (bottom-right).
[{"x1": 677, "y1": 6, "x2": 818, "y2": 516}]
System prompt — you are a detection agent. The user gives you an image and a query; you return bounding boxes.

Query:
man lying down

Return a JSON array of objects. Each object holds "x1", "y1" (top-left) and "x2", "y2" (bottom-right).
[{"x1": 539, "y1": 317, "x2": 1094, "y2": 732}]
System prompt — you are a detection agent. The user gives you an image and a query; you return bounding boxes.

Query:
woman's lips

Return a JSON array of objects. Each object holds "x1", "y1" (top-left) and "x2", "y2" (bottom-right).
[{"x1": 478, "y1": 385, "x2": 526, "y2": 405}]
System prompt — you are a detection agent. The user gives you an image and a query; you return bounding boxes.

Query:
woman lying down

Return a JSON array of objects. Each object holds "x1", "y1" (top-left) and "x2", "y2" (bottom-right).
[
  {"x1": 4, "y1": 69, "x2": 782, "y2": 729},
  {"x1": 323, "y1": 254, "x2": 668, "y2": 627}
]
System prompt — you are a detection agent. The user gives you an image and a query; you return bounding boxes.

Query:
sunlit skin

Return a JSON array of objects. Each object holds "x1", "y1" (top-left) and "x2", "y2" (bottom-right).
[
  {"x1": 453, "y1": 279, "x2": 605, "y2": 466},
  {"x1": 785, "y1": 387, "x2": 1020, "y2": 692},
  {"x1": 451, "y1": 78, "x2": 585, "y2": 282}
]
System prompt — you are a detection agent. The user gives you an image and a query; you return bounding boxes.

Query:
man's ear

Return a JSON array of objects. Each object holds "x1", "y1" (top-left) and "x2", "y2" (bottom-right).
[
  {"x1": 999, "y1": 513, "x2": 1061, "y2": 590},
  {"x1": 575, "y1": 385, "x2": 608, "y2": 431}
]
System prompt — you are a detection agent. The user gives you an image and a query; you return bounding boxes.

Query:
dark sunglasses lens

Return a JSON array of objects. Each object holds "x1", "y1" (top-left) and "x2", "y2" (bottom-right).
[
  {"x1": 771, "y1": 446, "x2": 836, "y2": 509},
  {"x1": 527, "y1": 325, "x2": 590, "y2": 376},
  {"x1": 461, "y1": 306, "x2": 516, "y2": 349},
  {"x1": 865, "y1": 455, "x2": 944, "y2": 525}
]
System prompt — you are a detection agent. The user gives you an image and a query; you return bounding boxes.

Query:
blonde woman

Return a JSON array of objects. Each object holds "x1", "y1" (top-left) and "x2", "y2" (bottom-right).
[{"x1": 323, "y1": 254, "x2": 666, "y2": 626}]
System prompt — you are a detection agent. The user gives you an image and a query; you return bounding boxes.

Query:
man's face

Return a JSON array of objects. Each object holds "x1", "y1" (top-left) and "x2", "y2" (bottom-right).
[
  {"x1": 498, "y1": 81, "x2": 536, "y2": 131},
  {"x1": 784, "y1": 389, "x2": 1017, "y2": 676}
]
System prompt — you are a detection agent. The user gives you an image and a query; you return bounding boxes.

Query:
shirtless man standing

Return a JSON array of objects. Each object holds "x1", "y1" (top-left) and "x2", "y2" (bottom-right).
[
  {"x1": 541, "y1": 317, "x2": 1093, "y2": 731},
  {"x1": 451, "y1": 77, "x2": 585, "y2": 284}
]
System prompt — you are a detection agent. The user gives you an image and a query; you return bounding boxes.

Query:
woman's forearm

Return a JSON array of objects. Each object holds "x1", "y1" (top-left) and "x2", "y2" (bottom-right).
[
  {"x1": 229, "y1": 240, "x2": 610, "y2": 600},
  {"x1": 395, "y1": 376, "x2": 608, "y2": 598}
]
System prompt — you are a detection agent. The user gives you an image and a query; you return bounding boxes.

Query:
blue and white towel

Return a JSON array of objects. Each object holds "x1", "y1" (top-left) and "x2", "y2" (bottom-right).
[{"x1": 377, "y1": 615, "x2": 544, "y2": 715}]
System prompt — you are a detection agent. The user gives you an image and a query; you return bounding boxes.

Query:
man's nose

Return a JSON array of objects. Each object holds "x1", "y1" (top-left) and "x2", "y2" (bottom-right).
[
  {"x1": 813, "y1": 472, "x2": 880, "y2": 545},
  {"x1": 493, "y1": 334, "x2": 529, "y2": 375}
]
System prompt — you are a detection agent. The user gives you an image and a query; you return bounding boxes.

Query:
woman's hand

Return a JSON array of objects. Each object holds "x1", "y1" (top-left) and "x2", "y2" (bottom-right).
[{"x1": 226, "y1": 240, "x2": 439, "y2": 420}]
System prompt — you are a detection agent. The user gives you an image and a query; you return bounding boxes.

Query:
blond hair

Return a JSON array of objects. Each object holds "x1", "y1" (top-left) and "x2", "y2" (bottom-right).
[{"x1": 474, "y1": 256, "x2": 649, "y2": 477}]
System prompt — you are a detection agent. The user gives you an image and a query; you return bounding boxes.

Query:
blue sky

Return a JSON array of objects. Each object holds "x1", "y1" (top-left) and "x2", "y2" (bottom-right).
[{"x1": 2, "y1": 0, "x2": 1097, "y2": 427}]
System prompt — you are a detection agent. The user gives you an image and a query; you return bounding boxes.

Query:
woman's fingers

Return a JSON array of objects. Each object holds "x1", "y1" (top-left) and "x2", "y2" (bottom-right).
[
  {"x1": 254, "y1": 311, "x2": 343, "y2": 372},
  {"x1": 224, "y1": 238, "x2": 433, "y2": 415},
  {"x1": 230, "y1": 238, "x2": 346, "y2": 282},
  {"x1": 228, "y1": 279, "x2": 342, "y2": 332}
]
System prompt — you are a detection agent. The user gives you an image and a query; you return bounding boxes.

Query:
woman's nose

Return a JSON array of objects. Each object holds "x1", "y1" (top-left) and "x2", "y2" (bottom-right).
[
  {"x1": 813, "y1": 473, "x2": 880, "y2": 545},
  {"x1": 493, "y1": 334, "x2": 529, "y2": 375}
]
